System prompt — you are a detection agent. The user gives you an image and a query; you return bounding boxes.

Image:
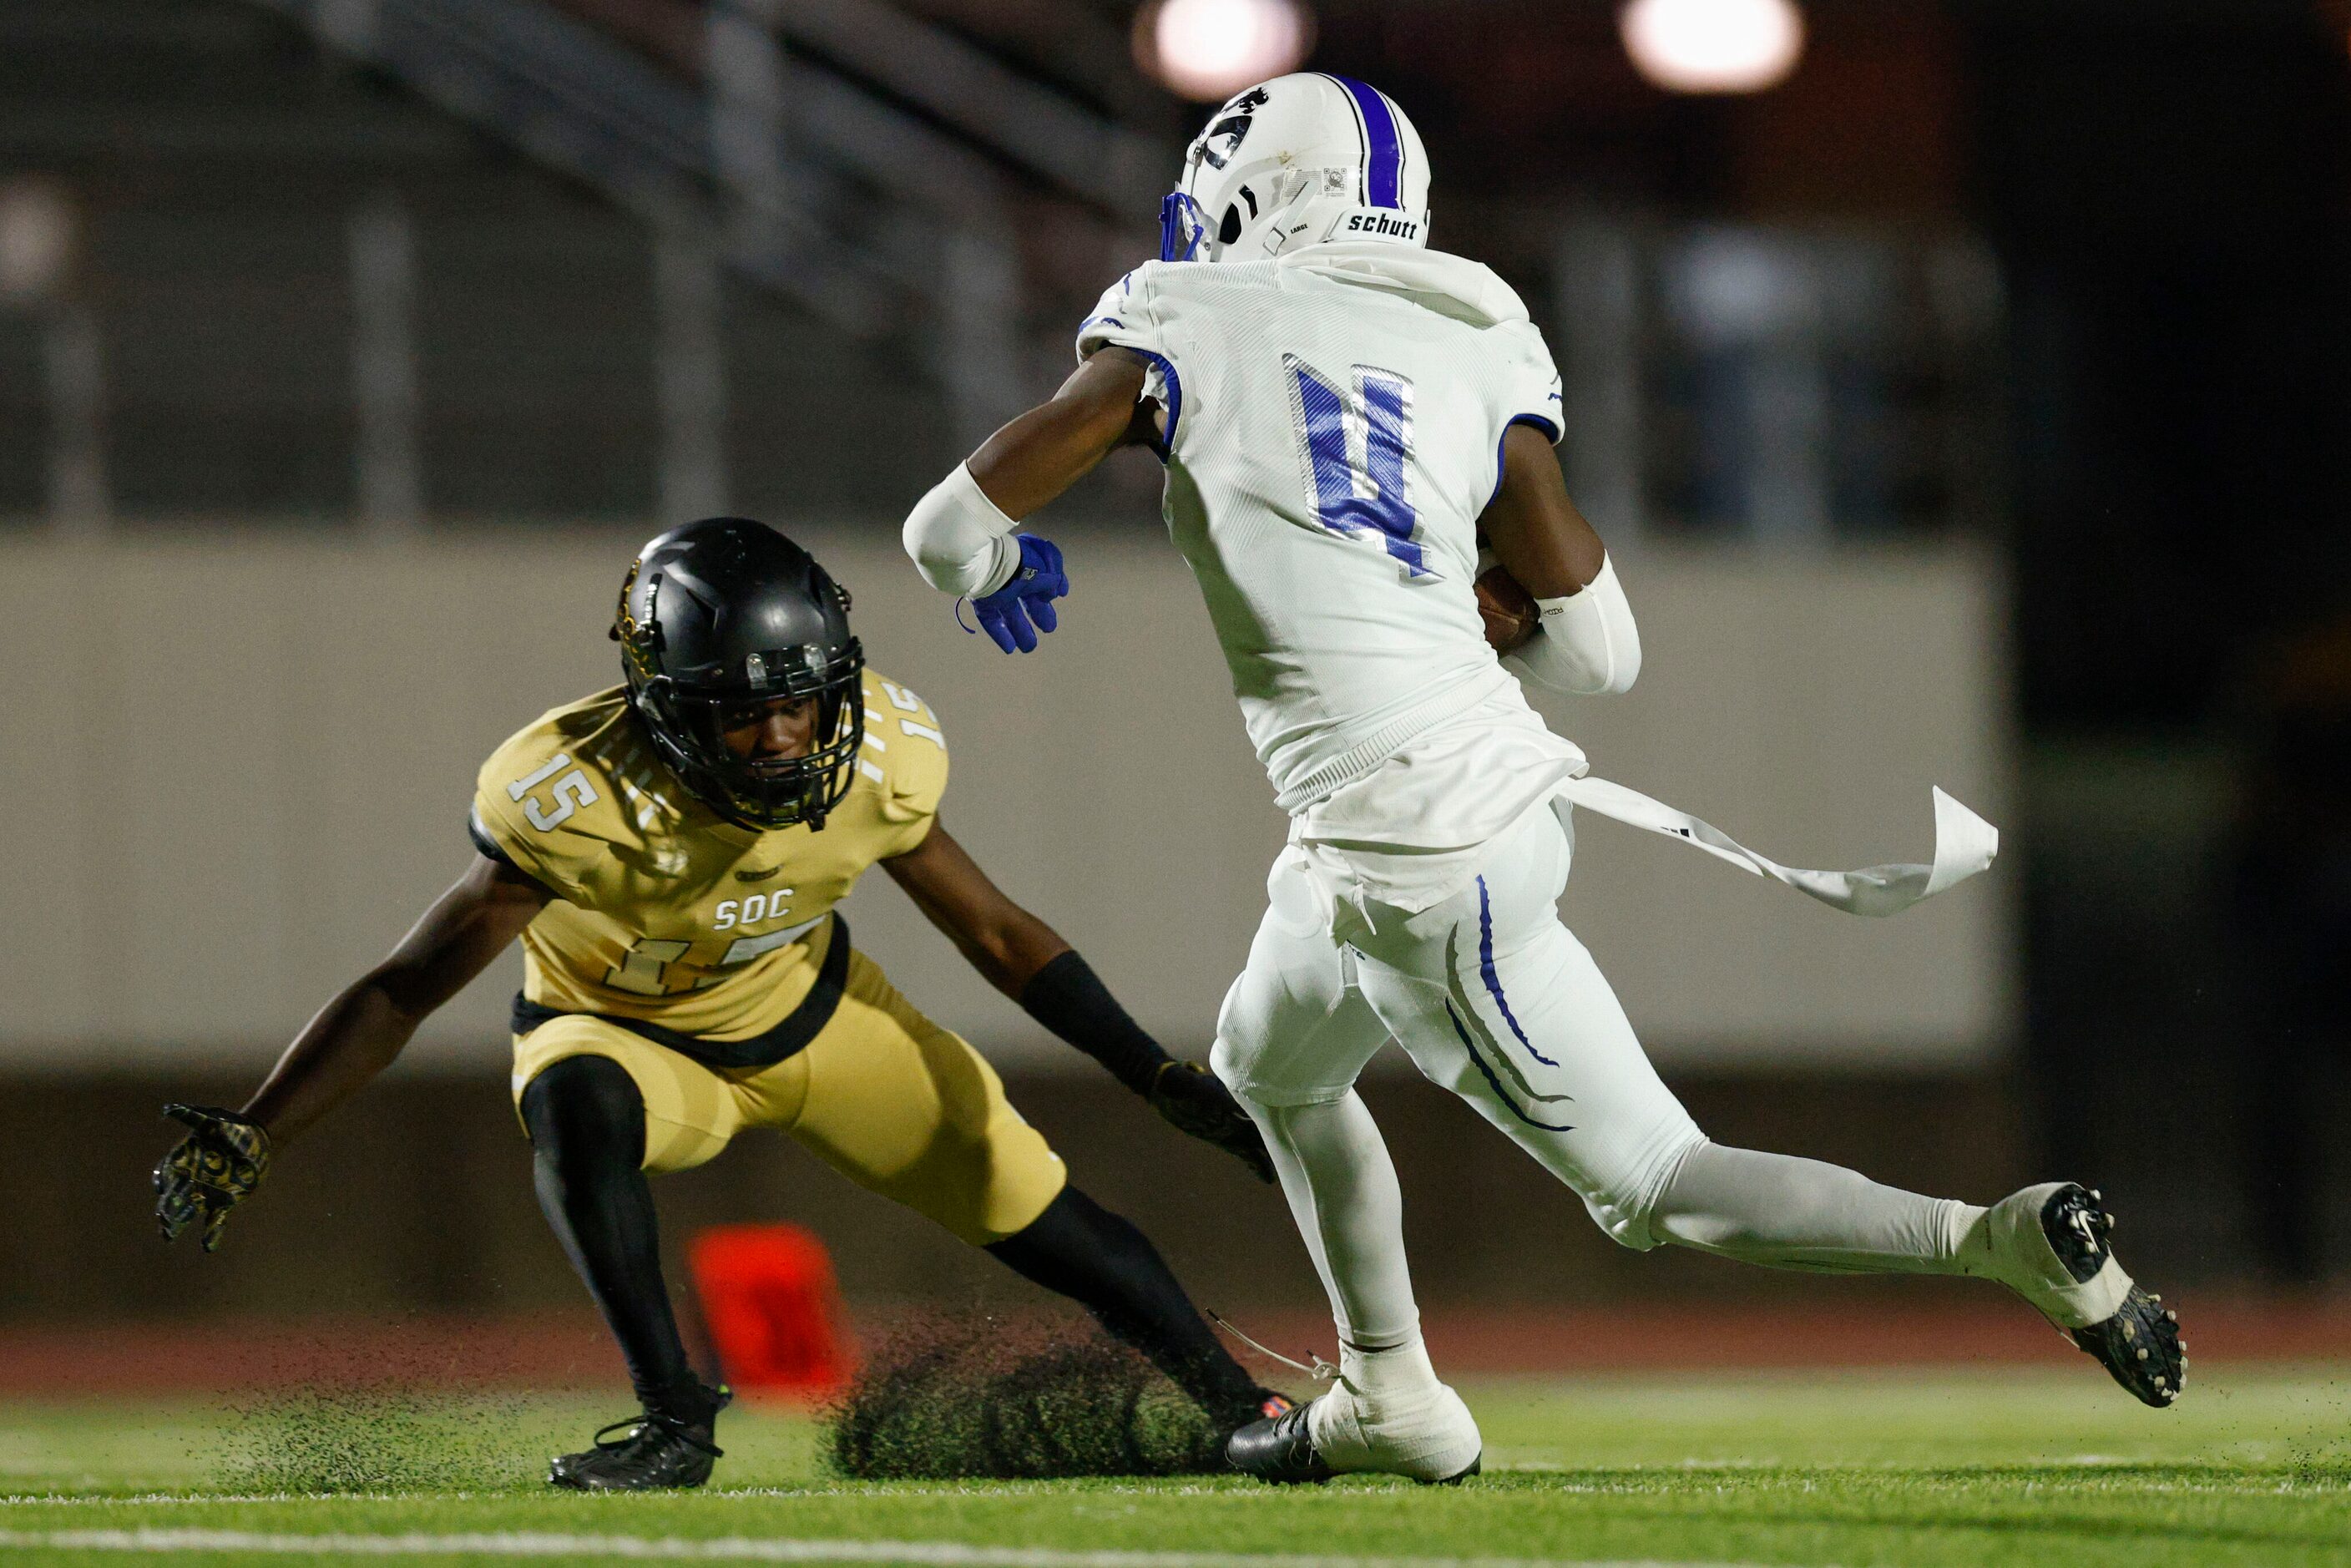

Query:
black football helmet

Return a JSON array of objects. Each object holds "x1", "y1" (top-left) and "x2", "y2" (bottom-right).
[{"x1": 612, "y1": 518, "x2": 865, "y2": 831}]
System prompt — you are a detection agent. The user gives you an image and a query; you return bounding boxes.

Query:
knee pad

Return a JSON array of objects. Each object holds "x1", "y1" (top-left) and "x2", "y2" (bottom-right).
[
  {"x1": 1211, "y1": 1036, "x2": 1361, "y2": 1110},
  {"x1": 1208, "y1": 983, "x2": 1255, "y2": 1094},
  {"x1": 521, "y1": 1054, "x2": 650, "y2": 1169},
  {"x1": 1212, "y1": 946, "x2": 1387, "y2": 1108},
  {"x1": 1207, "y1": 1040, "x2": 1247, "y2": 1099},
  {"x1": 1210, "y1": 975, "x2": 1332, "y2": 1109}
]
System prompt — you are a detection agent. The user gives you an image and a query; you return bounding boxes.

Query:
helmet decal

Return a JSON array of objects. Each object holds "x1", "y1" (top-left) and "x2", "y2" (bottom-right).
[
  {"x1": 1199, "y1": 85, "x2": 1270, "y2": 171},
  {"x1": 613, "y1": 558, "x2": 665, "y2": 679},
  {"x1": 1325, "y1": 75, "x2": 1403, "y2": 210}
]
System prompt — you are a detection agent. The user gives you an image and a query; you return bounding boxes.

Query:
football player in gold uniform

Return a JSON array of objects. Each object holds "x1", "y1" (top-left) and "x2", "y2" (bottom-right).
[{"x1": 154, "y1": 519, "x2": 1284, "y2": 1490}]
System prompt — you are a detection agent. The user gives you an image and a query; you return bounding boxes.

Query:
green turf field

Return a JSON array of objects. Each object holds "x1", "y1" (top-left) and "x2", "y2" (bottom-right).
[{"x1": 3, "y1": 1366, "x2": 2348, "y2": 1566}]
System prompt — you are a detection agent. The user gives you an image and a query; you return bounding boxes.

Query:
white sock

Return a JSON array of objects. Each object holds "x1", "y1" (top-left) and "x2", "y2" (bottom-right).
[
  {"x1": 1248, "y1": 1092, "x2": 1427, "y2": 1358},
  {"x1": 1339, "y1": 1336, "x2": 1442, "y2": 1403},
  {"x1": 1650, "y1": 1141, "x2": 1984, "y2": 1275}
]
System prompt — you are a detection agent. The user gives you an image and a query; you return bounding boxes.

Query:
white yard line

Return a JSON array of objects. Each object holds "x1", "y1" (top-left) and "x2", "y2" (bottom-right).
[{"x1": 0, "y1": 1528, "x2": 1774, "y2": 1568}]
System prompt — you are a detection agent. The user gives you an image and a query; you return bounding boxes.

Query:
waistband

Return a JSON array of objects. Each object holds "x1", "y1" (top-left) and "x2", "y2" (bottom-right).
[
  {"x1": 1272, "y1": 675, "x2": 1493, "y2": 814},
  {"x1": 511, "y1": 912, "x2": 852, "y2": 1071}
]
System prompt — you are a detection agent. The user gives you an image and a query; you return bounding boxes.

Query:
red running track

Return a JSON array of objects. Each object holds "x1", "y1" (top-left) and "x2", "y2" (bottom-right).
[{"x1": 2, "y1": 1297, "x2": 2346, "y2": 1397}]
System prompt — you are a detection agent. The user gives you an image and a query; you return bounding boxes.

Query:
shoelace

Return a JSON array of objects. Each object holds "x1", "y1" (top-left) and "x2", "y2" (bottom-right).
[
  {"x1": 1206, "y1": 1309, "x2": 1337, "y2": 1383},
  {"x1": 590, "y1": 1414, "x2": 724, "y2": 1459}
]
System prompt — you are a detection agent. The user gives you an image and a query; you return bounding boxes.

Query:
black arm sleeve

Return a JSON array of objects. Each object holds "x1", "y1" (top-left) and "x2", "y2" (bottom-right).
[{"x1": 1018, "y1": 950, "x2": 1171, "y2": 1096}]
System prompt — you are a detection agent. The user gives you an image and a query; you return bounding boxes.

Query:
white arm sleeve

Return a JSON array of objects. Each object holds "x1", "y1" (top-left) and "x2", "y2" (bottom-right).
[
  {"x1": 903, "y1": 462, "x2": 1023, "y2": 598},
  {"x1": 1503, "y1": 553, "x2": 1641, "y2": 695}
]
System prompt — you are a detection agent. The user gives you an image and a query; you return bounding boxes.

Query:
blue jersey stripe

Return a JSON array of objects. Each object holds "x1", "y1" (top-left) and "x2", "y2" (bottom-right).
[
  {"x1": 1488, "y1": 412, "x2": 1565, "y2": 511},
  {"x1": 1128, "y1": 348, "x2": 1183, "y2": 462},
  {"x1": 1478, "y1": 876, "x2": 1560, "y2": 1066},
  {"x1": 1328, "y1": 76, "x2": 1403, "y2": 210},
  {"x1": 1445, "y1": 1000, "x2": 1574, "y2": 1132}
]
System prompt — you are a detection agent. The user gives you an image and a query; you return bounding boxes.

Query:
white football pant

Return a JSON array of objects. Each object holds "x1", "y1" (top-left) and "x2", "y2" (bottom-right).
[{"x1": 1212, "y1": 802, "x2": 1986, "y2": 1364}]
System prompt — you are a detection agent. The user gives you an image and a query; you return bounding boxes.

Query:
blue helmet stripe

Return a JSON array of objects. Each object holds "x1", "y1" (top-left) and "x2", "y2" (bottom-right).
[{"x1": 1328, "y1": 76, "x2": 1402, "y2": 210}]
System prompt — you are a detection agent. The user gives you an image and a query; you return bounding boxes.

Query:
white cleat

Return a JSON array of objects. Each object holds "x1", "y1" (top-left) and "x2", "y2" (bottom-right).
[{"x1": 1306, "y1": 1377, "x2": 1483, "y2": 1484}]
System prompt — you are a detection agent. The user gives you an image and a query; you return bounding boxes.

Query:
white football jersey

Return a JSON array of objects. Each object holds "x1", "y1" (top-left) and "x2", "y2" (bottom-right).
[
  {"x1": 1078, "y1": 240, "x2": 1579, "y2": 837},
  {"x1": 1073, "y1": 238, "x2": 2000, "y2": 920}
]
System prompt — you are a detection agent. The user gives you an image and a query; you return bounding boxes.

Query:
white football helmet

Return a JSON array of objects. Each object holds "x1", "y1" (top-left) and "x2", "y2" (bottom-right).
[{"x1": 1159, "y1": 74, "x2": 1431, "y2": 265}]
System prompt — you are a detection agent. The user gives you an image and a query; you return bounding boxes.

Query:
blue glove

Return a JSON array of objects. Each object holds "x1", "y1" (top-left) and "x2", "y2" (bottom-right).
[{"x1": 968, "y1": 534, "x2": 1068, "y2": 654}]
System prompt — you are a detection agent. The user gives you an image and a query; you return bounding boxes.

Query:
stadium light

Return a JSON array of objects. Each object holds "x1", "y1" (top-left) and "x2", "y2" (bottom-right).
[
  {"x1": 1135, "y1": 0, "x2": 1314, "y2": 104},
  {"x1": 0, "y1": 180, "x2": 76, "y2": 303},
  {"x1": 1619, "y1": 0, "x2": 1805, "y2": 94}
]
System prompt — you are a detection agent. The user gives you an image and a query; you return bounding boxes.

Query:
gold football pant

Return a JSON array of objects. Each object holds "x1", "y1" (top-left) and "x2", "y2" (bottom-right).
[{"x1": 511, "y1": 946, "x2": 1066, "y2": 1246}]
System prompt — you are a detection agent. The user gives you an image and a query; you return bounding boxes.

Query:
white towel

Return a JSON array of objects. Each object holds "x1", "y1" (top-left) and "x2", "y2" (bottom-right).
[{"x1": 1555, "y1": 776, "x2": 1999, "y2": 918}]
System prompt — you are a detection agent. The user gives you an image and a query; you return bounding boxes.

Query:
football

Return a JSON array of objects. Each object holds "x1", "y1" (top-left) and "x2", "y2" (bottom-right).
[{"x1": 1476, "y1": 564, "x2": 1540, "y2": 654}]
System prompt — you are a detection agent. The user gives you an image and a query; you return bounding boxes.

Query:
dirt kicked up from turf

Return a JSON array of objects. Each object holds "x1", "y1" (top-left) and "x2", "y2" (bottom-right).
[
  {"x1": 825, "y1": 1313, "x2": 1231, "y2": 1480},
  {"x1": 211, "y1": 1313, "x2": 1246, "y2": 1491},
  {"x1": 221, "y1": 1381, "x2": 525, "y2": 1495},
  {"x1": 212, "y1": 1332, "x2": 538, "y2": 1495}
]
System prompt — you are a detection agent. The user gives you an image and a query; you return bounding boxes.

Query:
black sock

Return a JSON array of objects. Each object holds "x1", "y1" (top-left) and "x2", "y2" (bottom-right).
[
  {"x1": 985, "y1": 1186, "x2": 1265, "y2": 1421},
  {"x1": 520, "y1": 1055, "x2": 713, "y2": 1426}
]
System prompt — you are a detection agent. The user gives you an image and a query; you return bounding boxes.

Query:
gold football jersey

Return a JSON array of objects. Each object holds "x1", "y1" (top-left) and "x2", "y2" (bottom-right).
[{"x1": 471, "y1": 671, "x2": 948, "y2": 1042}]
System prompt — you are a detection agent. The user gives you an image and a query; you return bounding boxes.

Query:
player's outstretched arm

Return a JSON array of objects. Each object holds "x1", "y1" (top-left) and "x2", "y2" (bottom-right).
[
  {"x1": 154, "y1": 852, "x2": 549, "y2": 1251},
  {"x1": 1481, "y1": 422, "x2": 1641, "y2": 695},
  {"x1": 882, "y1": 817, "x2": 1275, "y2": 1182},
  {"x1": 966, "y1": 348, "x2": 1159, "y2": 518},
  {"x1": 902, "y1": 349, "x2": 1156, "y2": 654}
]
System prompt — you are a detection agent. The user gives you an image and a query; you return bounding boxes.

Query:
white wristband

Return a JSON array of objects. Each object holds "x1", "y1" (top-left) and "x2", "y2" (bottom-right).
[
  {"x1": 903, "y1": 462, "x2": 1022, "y2": 598},
  {"x1": 1503, "y1": 553, "x2": 1641, "y2": 695}
]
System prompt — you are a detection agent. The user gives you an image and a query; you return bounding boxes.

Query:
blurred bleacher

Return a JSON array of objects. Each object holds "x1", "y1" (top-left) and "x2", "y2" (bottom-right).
[
  {"x1": 0, "y1": 0, "x2": 2002, "y2": 539},
  {"x1": 0, "y1": 0, "x2": 1031, "y2": 523}
]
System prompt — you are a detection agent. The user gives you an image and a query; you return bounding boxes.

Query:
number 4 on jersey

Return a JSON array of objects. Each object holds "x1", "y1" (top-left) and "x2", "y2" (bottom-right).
[{"x1": 1285, "y1": 354, "x2": 1428, "y2": 578}]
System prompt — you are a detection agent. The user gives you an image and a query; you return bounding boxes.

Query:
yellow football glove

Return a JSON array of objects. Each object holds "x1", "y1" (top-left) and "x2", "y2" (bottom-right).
[
  {"x1": 154, "y1": 1104, "x2": 271, "y2": 1252},
  {"x1": 1148, "y1": 1061, "x2": 1275, "y2": 1184}
]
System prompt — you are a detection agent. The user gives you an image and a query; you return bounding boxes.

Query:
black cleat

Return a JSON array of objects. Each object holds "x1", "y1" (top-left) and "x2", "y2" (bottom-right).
[
  {"x1": 1226, "y1": 1399, "x2": 1333, "y2": 1485},
  {"x1": 549, "y1": 1383, "x2": 731, "y2": 1491},
  {"x1": 2038, "y1": 1183, "x2": 2111, "y2": 1281},
  {"x1": 2043, "y1": 1186, "x2": 2185, "y2": 1409},
  {"x1": 1213, "y1": 1388, "x2": 1296, "y2": 1437}
]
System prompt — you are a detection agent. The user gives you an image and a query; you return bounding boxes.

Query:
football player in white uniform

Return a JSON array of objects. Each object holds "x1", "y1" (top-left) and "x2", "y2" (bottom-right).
[{"x1": 902, "y1": 75, "x2": 2183, "y2": 1483}]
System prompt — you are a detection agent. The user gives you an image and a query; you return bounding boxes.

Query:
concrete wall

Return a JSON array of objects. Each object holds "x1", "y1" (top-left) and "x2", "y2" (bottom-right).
[
  {"x1": 9, "y1": 1069, "x2": 2035, "y2": 1323},
  {"x1": 0, "y1": 527, "x2": 2014, "y2": 1071}
]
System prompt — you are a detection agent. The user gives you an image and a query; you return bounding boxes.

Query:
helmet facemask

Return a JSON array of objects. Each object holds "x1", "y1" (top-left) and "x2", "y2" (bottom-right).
[
  {"x1": 1161, "y1": 166, "x2": 1346, "y2": 262},
  {"x1": 615, "y1": 544, "x2": 868, "y2": 832},
  {"x1": 633, "y1": 655, "x2": 866, "y2": 832}
]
